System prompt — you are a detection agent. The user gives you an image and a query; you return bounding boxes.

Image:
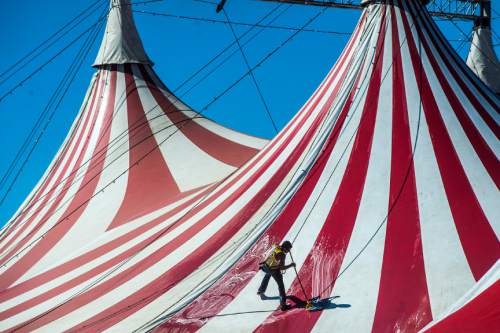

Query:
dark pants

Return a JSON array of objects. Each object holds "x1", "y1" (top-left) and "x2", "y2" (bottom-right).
[{"x1": 258, "y1": 265, "x2": 286, "y2": 306}]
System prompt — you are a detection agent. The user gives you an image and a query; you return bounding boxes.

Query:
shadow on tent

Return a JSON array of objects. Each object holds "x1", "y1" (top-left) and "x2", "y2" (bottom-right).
[{"x1": 198, "y1": 295, "x2": 351, "y2": 319}]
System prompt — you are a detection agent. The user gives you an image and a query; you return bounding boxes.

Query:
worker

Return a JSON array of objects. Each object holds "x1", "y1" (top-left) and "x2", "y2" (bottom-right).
[{"x1": 257, "y1": 240, "x2": 296, "y2": 310}]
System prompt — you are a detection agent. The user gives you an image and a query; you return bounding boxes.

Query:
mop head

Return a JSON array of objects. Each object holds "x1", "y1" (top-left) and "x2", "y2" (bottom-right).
[{"x1": 305, "y1": 296, "x2": 321, "y2": 311}]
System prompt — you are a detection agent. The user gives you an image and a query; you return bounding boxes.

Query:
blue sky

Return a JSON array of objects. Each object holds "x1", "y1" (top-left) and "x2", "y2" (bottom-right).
[{"x1": 0, "y1": 0, "x2": 498, "y2": 226}]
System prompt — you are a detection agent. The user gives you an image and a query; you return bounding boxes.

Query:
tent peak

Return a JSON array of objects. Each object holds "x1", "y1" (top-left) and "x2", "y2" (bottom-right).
[{"x1": 93, "y1": 0, "x2": 153, "y2": 68}]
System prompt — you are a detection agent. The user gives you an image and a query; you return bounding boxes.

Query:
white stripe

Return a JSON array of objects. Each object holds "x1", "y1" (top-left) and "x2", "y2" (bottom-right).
[
  {"x1": 420, "y1": 260, "x2": 500, "y2": 332},
  {"x1": 399, "y1": 2, "x2": 476, "y2": 318},
  {"x1": 144, "y1": 66, "x2": 268, "y2": 150},
  {"x1": 132, "y1": 65, "x2": 237, "y2": 192},
  {"x1": 314, "y1": 9, "x2": 392, "y2": 331}
]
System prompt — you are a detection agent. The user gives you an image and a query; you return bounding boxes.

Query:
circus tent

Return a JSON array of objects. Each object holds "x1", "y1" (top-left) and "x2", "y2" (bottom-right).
[{"x1": 0, "y1": 0, "x2": 498, "y2": 332}]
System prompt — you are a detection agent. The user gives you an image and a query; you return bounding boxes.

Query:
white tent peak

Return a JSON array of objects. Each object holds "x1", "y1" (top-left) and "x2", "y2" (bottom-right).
[
  {"x1": 93, "y1": 0, "x2": 153, "y2": 67},
  {"x1": 466, "y1": 25, "x2": 500, "y2": 95}
]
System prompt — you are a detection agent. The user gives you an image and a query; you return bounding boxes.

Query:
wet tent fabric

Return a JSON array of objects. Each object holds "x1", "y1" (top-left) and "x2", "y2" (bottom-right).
[{"x1": 0, "y1": 0, "x2": 498, "y2": 332}]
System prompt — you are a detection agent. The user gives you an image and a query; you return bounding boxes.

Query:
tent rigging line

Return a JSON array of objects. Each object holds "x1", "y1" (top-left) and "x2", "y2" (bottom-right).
[
  {"x1": 221, "y1": 7, "x2": 279, "y2": 133},
  {"x1": 0, "y1": 19, "x2": 107, "y2": 105},
  {"x1": 177, "y1": 5, "x2": 292, "y2": 97},
  {"x1": 132, "y1": 9, "x2": 353, "y2": 35},
  {"x1": 174, "y1": 3, "x2": 288, "y2": 94}
]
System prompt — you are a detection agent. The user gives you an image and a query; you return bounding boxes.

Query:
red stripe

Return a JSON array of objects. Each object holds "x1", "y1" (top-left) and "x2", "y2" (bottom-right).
[
  {"x1": 371, "y1": 4, "x2": 431, "y2": 332},
  {"x1": 142, "y1": 66, "x2": 260, "y2": 168},
  {"x1": 0, "y1": 72, "x2": 103, "y2": 258},
  {"x1": 423, "y1": 279, "x2": 500, "y2": 333},
  {"x1": 401, "y1": 0, "x2": 499, "y2": 281},
  {"x1": 255, "y1": 8, "x2": 388, "y2": 332},
  {"x1": 0, "y1": 68, "x2": 117, "y2": 290},
  {"x1": 158, "y1": 32, "x2": 367, "y2": 332},
  {"x1": 108, "y1": 64, "x2": 181, "y2": 229}
]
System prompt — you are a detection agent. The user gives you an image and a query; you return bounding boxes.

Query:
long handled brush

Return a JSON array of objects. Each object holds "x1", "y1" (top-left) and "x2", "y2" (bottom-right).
[{"x1": 289, "y1": 252, "x2": 316, "y2": 310}]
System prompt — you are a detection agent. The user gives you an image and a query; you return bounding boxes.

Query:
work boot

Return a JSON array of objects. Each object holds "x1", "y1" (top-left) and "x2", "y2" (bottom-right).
[{"x1": 280, "y1": 303, "x2": 291, "y2": 311}]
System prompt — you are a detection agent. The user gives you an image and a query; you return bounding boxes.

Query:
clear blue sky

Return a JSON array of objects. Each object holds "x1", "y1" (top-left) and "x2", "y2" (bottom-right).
[{"x1": 0, "y1": 0, "x2": 498, "y2": 226}]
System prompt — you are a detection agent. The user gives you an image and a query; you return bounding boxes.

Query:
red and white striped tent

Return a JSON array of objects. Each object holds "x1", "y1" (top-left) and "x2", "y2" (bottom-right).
[{"x1": 0, "y1": 0, "x2": 498, "y2": 332}]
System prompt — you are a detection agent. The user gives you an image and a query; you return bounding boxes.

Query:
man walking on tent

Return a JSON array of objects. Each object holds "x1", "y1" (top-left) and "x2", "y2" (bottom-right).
[{"x1": 257, "y1": 240, "x2": 296, "y2": 310}]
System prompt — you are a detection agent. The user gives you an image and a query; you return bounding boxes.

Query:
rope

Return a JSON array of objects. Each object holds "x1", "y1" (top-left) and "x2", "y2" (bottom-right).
[{"x1": 221, "y1": 8, "x2": 279, "y2": 133}]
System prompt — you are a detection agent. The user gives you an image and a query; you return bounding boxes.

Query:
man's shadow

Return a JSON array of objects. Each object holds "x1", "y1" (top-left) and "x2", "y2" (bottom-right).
[{"x1": 275, "y1": 295, "x2": 351, "y2": 311}]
